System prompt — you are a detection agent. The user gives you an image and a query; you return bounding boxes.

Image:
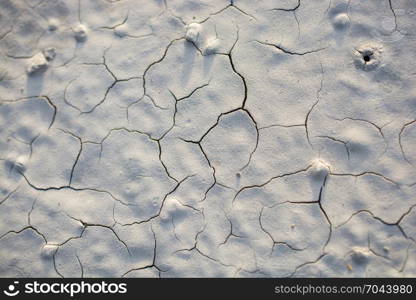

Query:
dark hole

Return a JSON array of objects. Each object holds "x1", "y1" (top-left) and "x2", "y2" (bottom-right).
[{"x1": 363, "y1": 55, "x2": 371, "y2": 62}]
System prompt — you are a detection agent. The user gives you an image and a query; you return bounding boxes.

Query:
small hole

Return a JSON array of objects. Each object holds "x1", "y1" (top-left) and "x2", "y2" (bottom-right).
[{"x1": 363, "y1": 55, "x2": 371, "y2": 62}]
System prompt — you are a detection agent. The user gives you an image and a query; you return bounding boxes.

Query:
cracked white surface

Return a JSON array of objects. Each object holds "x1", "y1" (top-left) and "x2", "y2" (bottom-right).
[{"x1": 1, "y1": 0, "x2": 416, "y2": 278}]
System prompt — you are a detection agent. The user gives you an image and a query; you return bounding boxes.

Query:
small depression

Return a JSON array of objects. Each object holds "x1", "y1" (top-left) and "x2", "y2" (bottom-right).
[{"x1": 353, "y1": 44, "x2": 382, "y2": 71}]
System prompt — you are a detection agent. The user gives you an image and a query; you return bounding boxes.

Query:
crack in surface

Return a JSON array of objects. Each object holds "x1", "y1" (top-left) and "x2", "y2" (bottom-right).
[
  {"x1": 268, "y1": 0, "x2": 301, "y2": 12},
  {"x1": 2, "y1": 0, "x2": 415, "y2": 278},
  {"x1": 1, "y1": 95, "x2": 57, "y2": 128},
  {"x1": 255, "y1": 40, "x2": 327, "y2": 56},
  {"x1": 233, "y1": 165, "x2": 313, "y2": 204},
  {"x1": 305, "y1": 62, "x2": 324, "y2": 147},
  {"x1": 259, "y1": 206, "x2": 306, "y2": 256},
  {"x1": 399, "y1": 119, "x2": 416, "y2": 165}
]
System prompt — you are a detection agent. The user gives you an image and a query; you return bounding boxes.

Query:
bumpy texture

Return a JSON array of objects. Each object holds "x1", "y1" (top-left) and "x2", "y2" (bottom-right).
[{"x1": 1, "y1": 0, "x2": 416, "y2": 278}]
